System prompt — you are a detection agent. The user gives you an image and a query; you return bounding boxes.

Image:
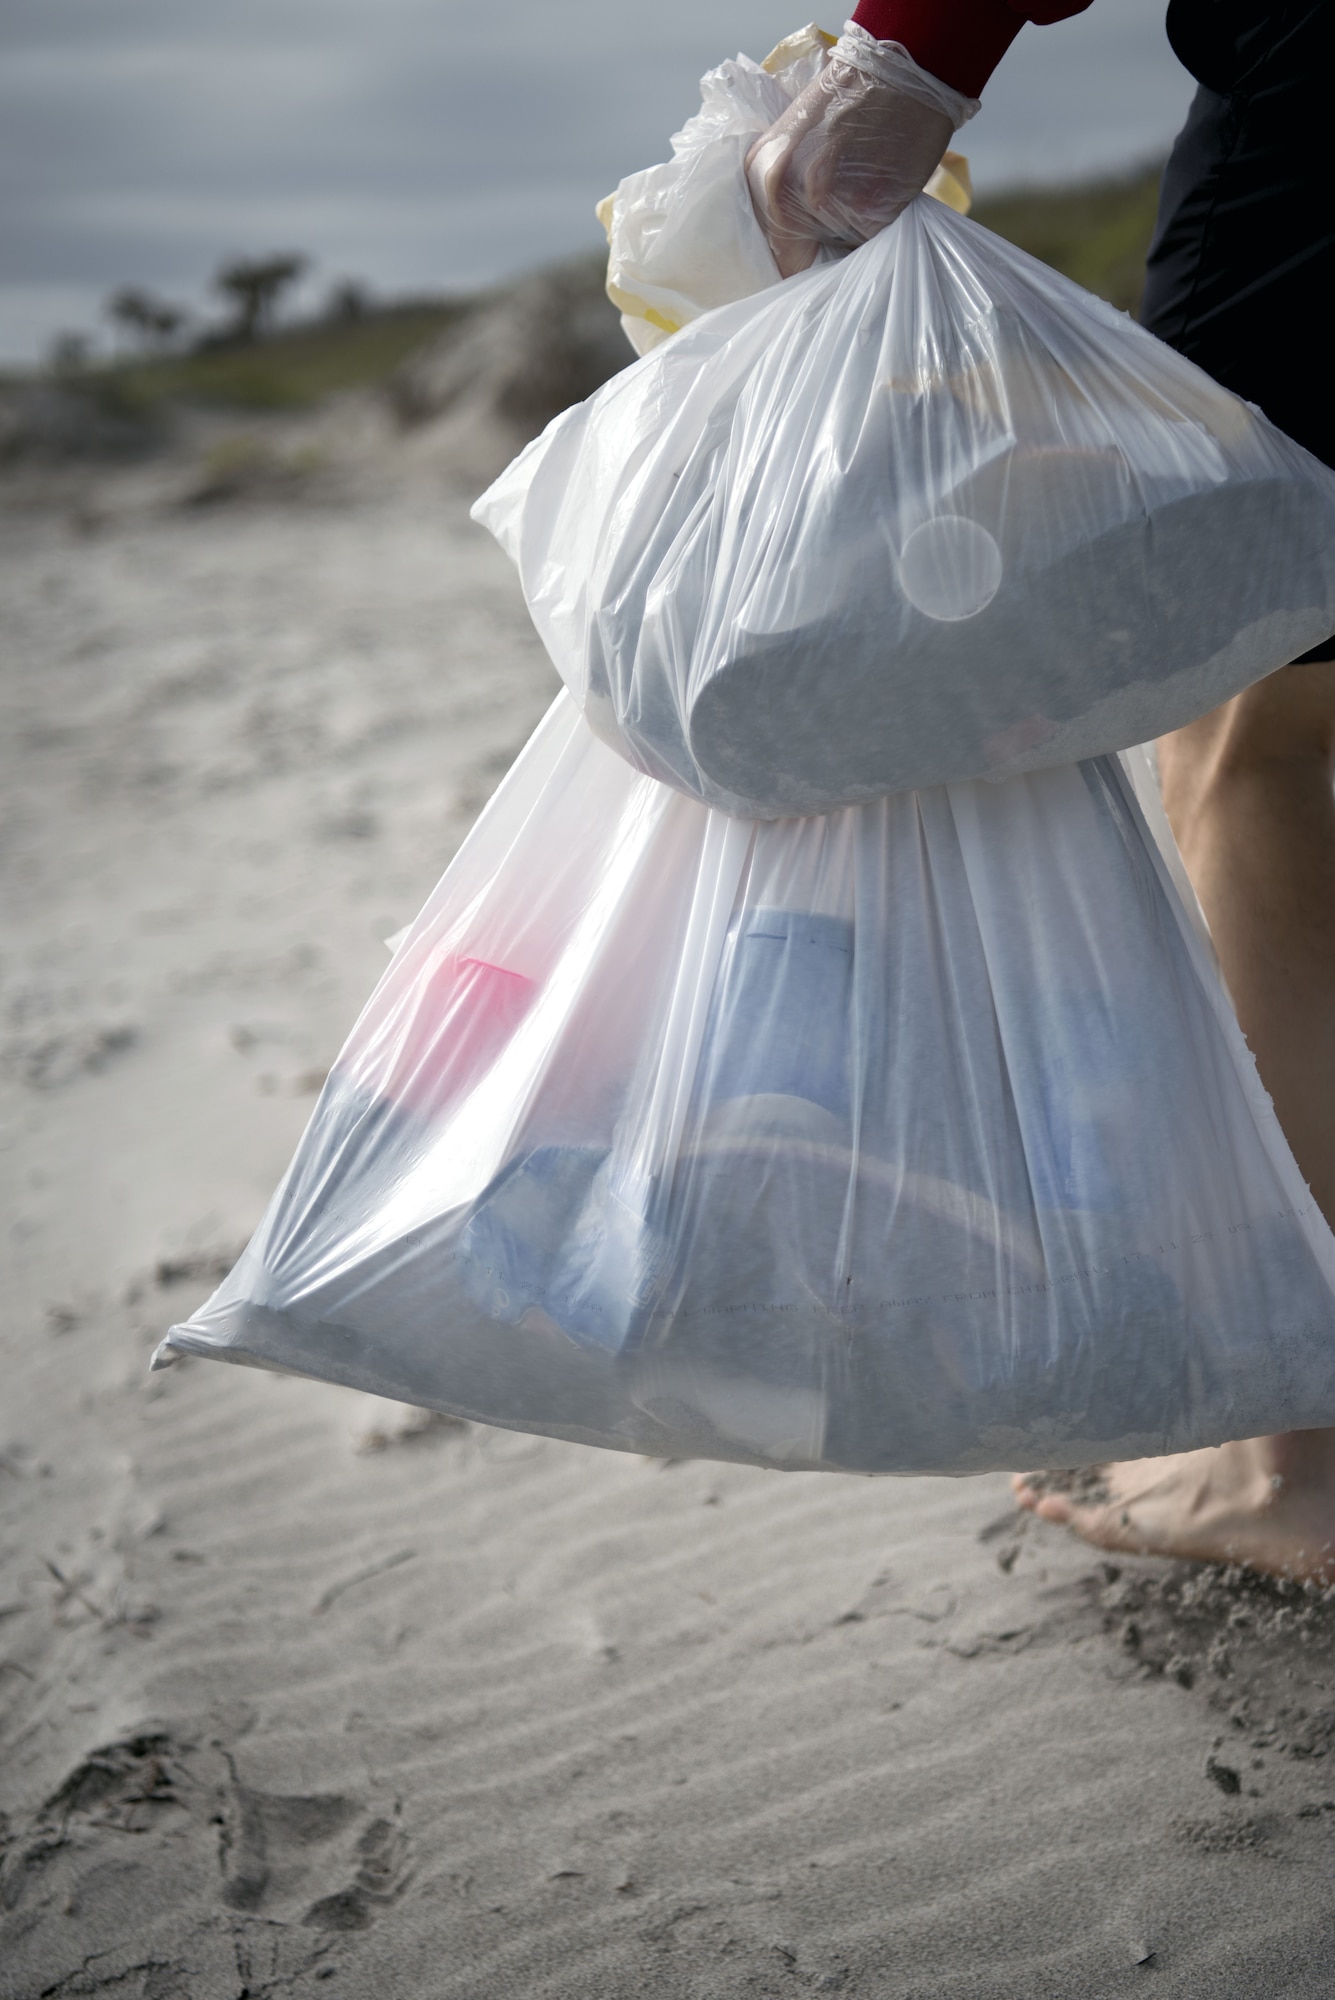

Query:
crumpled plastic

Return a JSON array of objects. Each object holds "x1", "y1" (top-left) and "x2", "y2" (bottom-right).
[
  {"x1": 595, "y1": 25, "x2": 834, "y2": 356},
  {"x1": 597, "y1": 23, "x2": 968, "y2": 354}
]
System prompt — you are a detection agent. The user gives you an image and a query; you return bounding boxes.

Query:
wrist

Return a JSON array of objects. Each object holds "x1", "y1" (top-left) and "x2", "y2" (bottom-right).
[
  {"x1": 850, "y1": 0, "x2": 1024, "y2": 97},
  {"x1": 835, "y1": 23, "x2": 981, "y2": 127}
]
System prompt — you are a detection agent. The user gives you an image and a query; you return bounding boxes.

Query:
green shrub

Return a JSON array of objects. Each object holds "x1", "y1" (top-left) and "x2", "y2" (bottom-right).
[
  {"x1": 98, "y1": 302, "x2": 475, "y2": 413},
  {"x1": 972, "y1": 163, "x2": 1164, "y2": 317}
]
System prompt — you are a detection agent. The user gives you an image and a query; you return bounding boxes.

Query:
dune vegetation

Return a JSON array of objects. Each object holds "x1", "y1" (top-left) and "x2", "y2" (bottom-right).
[
  {"x1": 972, "y1": 160, "x2": 1164, "y2": 317},
  {"x1": 4, "y1": 166, "x2": 1164, "y2": 439}
]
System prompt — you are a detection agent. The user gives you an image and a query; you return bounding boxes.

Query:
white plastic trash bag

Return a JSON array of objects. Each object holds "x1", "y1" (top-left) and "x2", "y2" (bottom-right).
[
  {"x1": 156, "y1": 695, "x2": 1335, "y2": 1473},
  {"x1": 474, "y1": 57, "x2": 1335, "y2": 818}
]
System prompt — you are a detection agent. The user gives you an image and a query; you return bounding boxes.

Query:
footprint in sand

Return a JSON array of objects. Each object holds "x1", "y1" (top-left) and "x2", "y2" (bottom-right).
[
  {"x1": 216, "y1": 1763, "x2": 412, "y2": 1927},
  {"x1": 301, "y1": 1817, "x2": 413, "y2": 1931},
  {"x1": 220, "y1": 1785, "x2": 362, "y2": 1912}
]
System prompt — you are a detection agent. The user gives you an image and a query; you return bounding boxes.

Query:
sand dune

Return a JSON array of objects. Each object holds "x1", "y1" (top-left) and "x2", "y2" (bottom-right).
[{"x1": 2, "y1": 450, "x2": 1333, "y2": 1997}]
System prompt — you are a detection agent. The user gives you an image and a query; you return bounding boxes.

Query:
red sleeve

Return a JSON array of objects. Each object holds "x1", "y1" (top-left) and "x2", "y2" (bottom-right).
[{"x1": 851, "y1": 0, "x2": 1095, "y2": 98}]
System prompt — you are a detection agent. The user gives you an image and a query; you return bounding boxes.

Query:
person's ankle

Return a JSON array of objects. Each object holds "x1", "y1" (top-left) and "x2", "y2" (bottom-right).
[{"x1": 1245, "y1": 1428, "x2": 1335, "y2": 1488}]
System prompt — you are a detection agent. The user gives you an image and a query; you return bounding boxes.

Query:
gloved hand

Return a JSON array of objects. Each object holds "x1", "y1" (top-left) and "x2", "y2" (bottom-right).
[{"x1": 745, "y1": 24, "x2": 980, "y2": 278}]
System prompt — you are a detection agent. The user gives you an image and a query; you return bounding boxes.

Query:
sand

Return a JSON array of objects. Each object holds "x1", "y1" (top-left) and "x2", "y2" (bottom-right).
[{"x1": 2, "y1": 426, "x2": 1333, "y2": 1999}]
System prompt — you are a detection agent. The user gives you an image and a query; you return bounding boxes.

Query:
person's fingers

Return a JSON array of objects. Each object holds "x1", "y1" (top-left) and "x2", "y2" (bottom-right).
[
  {"x1": 743, "y1": 24, "x2": 977, "y2": 279},
  {"x1": 745, "y1": 125, "x2": 822, "y2": 277},
  {"x1": 748, "y1": 83, "x2": 955, "y2": 274}
]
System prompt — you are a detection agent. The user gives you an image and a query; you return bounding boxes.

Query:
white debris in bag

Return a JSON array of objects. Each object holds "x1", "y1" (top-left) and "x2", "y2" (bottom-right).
[
  {"x1": 478, "y1": 50, "x2": 1335, "y2": 819},
  {"x1": 156, "y1": 694, "x2": 1335, "y2": 1475}
]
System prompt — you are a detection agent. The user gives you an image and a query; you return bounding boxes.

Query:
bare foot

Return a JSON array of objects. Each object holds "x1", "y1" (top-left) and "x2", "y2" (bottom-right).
[{"x1": 1013, "y1": 1430, "x2": 1335, "y2": 1585}]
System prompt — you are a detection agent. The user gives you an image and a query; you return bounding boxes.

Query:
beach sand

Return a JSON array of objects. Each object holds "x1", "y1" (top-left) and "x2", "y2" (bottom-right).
[{"x1": 2, "y1": 437, "x2": 1333, "y2": 1998}]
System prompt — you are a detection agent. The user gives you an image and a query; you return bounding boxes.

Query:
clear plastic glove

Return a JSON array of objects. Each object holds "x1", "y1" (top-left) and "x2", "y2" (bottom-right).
[{"x1": 745, "y1": 23, "x2": 980, "y2": 278}]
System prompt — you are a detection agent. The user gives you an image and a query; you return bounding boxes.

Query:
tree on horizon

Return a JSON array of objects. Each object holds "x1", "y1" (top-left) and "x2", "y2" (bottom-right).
[
  {"x1": 106, "y1": 286, "x2": 188, "y2": 352},
  {"x1": 213, "y1": 254, "x2": 309, "y2": 342}
]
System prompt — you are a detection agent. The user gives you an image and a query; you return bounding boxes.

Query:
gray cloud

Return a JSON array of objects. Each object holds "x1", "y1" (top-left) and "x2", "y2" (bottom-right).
[{"x1": 1, "y1": 0, "x2": 1193, "y2": 362}]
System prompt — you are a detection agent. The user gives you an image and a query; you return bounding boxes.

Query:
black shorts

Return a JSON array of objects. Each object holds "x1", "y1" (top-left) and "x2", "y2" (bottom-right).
[{"x1": 1140, "y1": 2, "x2": 1335, "y2": 661}]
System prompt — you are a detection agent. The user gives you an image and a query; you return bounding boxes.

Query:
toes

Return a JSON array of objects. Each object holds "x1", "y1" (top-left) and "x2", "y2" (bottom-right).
[
  {"x1": 1028, "y1": 1491, "x2": 1142, "y2": 1551},
  {"x1": 1065, "y1": 1500, "x2": 1156, "y2": 1557},
  {"x1": 1012, "y1": 1477, "x2": 1142, "y2": 1548}
]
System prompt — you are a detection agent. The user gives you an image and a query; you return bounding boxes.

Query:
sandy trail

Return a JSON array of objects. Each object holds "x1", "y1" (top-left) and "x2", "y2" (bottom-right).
[{"x1": 1, "y1": 461, "x2": 1332, "y2": 1999}]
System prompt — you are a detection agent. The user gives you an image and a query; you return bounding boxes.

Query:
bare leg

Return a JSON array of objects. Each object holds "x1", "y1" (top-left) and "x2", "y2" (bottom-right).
[{"x1": 1014, "y1": 659, "x2": 1335, "y2": 1583}]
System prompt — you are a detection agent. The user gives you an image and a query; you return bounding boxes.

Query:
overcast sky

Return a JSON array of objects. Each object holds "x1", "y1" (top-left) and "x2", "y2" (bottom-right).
[{"x1": 0, "y1": 0, "x2": 1195, "y2": 364}]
